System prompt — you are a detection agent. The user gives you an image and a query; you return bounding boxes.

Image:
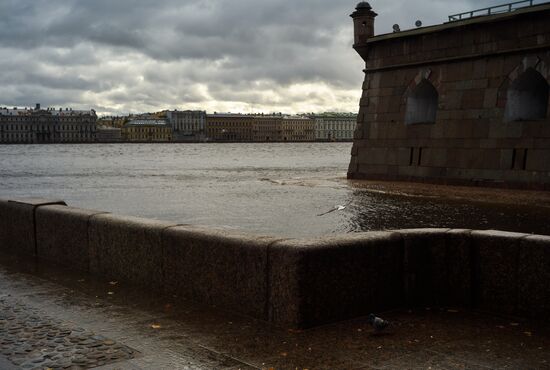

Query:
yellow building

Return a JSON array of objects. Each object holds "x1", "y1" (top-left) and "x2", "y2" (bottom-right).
[
  {"x1": 122, "y1": 119, "x2": 172, "y2": 142},
  {"x1": 97, "y1": 116, "x2": 128, "y2": 129}
]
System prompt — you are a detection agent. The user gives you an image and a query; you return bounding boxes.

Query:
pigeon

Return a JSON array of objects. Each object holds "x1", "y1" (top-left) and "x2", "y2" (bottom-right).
[{"x1": 368, "y1": 313, "x2": 390, "y2": 333}]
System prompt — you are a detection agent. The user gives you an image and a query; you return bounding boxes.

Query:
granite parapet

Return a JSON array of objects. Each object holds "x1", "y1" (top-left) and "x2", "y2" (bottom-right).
[{"x1": 1, "y1": 199, "x2": 549, "y2": 328}]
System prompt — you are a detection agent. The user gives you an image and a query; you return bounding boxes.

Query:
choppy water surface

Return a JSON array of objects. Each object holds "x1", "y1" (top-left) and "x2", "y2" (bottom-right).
[{"x1": 0, "y1": 143, "x2": 548, "y2": 237}]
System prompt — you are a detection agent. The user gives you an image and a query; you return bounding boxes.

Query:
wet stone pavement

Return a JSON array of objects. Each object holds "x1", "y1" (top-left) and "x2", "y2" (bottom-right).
[
  {"x1": 0, "y1": 296, "x2": 135, "y2": 369},
  {"x1": 0, "y1": 252, "x2": 550, "y2": 369}
]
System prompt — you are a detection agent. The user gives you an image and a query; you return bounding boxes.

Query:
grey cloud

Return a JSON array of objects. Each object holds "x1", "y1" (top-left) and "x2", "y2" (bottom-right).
[{"x1": 0, "y1": 0, "x2": 515, "y2": 114}]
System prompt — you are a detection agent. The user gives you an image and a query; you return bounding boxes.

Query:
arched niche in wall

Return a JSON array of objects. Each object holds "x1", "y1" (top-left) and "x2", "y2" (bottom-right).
[
  {"x1": 504, "y1": 68, "x2": 549, "y2": 122},
  {"x1": 405, "y1": 79, "x2": 439, "y2": 125}
]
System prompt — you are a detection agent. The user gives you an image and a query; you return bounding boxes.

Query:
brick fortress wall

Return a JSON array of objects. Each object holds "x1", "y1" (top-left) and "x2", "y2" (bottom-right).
[{"x1": 348, "y1": 3, "x2": 550, "y2": 188}]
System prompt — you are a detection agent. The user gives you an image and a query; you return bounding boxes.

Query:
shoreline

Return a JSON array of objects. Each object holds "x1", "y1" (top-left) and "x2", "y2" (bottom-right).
[
  {"x1": 0, "y1": 140, "x2": 354, "y2": 145},
  {"x1": 348, "y1": 179, "x2": 550, "y2": 208}
]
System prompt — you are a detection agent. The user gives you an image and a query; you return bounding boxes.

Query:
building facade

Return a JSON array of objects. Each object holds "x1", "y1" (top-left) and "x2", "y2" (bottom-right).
[
  {"x1": 0, "y1": 104, "x2": 97, "y2": 144},
  {"x1": 281, "y1": 116, "x2": 315, "y2": 141},
  {"x1": 252, "y1": 115, "x2": 283, "y2": 142},
  {"x1": 122, "y1": 119, "x2": 172, "y2": 142},
  {"x1": 313, "y1": 114, "x2": 357, "y2": 141},
  {"x1": 206, "y1": 114, "x2": 315, "y2": 142},
  {"x1": 348, "y1": 2, "x2": 550, "y2": 188},
  {"x1": 96, "y1": 126, "x2": 122, "y2": 142},
  {"x1": 97, "y1": 116, "x2": 128, "y2": 129},
  {"x1": 206, "y1": 114, "x2": 254, "y2": 141},
  {"x1": 167, "y1": 110, "x2": 206, "y2": 141}
]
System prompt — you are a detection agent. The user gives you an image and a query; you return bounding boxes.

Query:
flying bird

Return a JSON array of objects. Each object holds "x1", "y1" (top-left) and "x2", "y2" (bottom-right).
[{"x1": 316, "y1": 204, "x2": 347, "y2": 217}]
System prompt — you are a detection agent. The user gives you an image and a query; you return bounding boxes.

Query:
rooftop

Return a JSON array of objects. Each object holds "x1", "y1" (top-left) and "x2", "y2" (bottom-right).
[
  {"x1": 369, "y1": 1, "x2": 550, "y2": 43},
  {"x1": 0, "y1": 107, "x2": 95, "y2": 116},
  {"x1": 125, "y1": 119, "x2": 169, "y2": 126}
]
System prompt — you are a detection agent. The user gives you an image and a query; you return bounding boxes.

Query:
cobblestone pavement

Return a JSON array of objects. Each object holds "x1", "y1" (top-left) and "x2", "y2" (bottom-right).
[
  {"x1": 0, "y1": 295, "x2": 135, "y2": 369},
  {"x1": 0, "y1": 252, "x2": 550, "y2": 369}
]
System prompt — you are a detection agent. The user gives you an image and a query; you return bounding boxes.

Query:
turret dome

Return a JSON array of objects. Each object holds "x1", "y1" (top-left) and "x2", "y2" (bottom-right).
[{"x1": 356, "y1": 2, "x2": 372, "y2": 10}]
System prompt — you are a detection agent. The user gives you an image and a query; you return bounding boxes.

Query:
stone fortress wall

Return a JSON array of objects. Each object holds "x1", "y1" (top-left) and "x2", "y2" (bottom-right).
[
  {"x1": 1, "y1": 198, "x2": 549, "y2": 328},
  {"x1": 348, "y1": 2, "x2": 550, "y2": 188}
]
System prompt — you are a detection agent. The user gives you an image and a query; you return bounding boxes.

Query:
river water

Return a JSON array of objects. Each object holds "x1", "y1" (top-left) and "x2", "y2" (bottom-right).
[{"x1": 0, "y1": 143, "x2": 548, "y2": 237}]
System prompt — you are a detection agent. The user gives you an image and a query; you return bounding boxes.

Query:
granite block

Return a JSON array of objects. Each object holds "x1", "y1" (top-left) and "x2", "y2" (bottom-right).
[
  {"x1": 88, "y1": 214, "x2": 178, "y2": 289},
  {"x1": 267, "y1": 240, "x2": 304, "y2": 327},
  {"x1": 0, "y1": 198, "x2": 66, "y2": 256},
  {"x1": 397, "y1": 229, "x2": 450, "y2": 307},
  {"x1": 162, "y1": 226, "x2": 279, "y2": 320},
  {"x1": 35, "y1": 205, "x2": 108, "y2": 272},
  {"x1": 444, "y1": 229, "x2": 474, "y2": 307},
  {"x1": 269, "y1": 232, "x2": 404, "y2": 328},
  {"x1": 518, "y1": 235, "x2": 550, "y2": 319},
  {"x1": 471, "y1": 230, "x2": 528, "y2": 315}
]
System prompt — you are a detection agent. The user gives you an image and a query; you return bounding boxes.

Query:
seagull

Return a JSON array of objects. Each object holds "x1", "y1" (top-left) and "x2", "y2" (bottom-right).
[
  {"x1": 316, "y1": 204, "x2": 347, "y2": 217},
  {"x1": 368, "y1": 313, "x2": 390, "y2": 333}
]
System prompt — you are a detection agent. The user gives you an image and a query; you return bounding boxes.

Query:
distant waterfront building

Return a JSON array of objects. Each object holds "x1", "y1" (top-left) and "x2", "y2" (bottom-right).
[
  {"x1": 252, "y1": 115, "x2": 283, "y2": 142},
  {"x1": 97, "y1": 116, "x2": 128, "y2": 129},
  {"x1": 281, "y1": 116, "x2": 315, "y2": 141},
  {"x1": 166, "y1": 110, "x2": 206, "y2": 142},
  {"x1": 96, "y1": 126, "x2": 122, "y2": 142},
  {"x1": 312, "y1": 113, "x2": 357, "y2": 141},
  {"x1": 0, "y1": 104, "x2": 97, "y2": 144},
  {"x1": 206, "y1": 114, "x2": 254, "y2": 141},
  {"x1": 122, "y1": 119, "x2": 172, "y2": 142},
  {"x1": 206, "y1": 113, "x2": 315, "y2": 142}
]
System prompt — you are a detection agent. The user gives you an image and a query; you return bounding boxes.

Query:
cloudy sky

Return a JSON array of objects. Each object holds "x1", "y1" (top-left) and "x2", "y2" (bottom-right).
[{"x1": 0, "y1": 0, "x2": 511, "y2": 115}]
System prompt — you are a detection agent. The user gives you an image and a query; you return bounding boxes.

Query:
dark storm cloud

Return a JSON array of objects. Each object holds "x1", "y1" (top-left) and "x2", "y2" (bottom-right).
[{"x1": 0, "y1": 0, "x2": 517, "y2": 114}]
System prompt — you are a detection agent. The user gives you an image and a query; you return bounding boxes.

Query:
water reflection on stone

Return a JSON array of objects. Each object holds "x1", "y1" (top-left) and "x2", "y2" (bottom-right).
[{"x1": 345, "y1": 188, "x2": 550, "y2": 235}]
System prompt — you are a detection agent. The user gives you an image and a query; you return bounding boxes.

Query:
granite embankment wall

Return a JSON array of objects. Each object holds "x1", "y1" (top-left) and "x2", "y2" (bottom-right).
[{"x1": 1, "y1": 198, "x2": 549, "y2": 328}]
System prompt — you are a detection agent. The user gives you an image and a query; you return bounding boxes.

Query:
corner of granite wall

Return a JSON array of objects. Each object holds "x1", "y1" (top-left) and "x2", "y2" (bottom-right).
[
  {"x1": 268, "y1": 231, "x2": 405, "y2": 328},
  {"x1": 0, "y1": 198, "x2": 67, "y2": 256}
]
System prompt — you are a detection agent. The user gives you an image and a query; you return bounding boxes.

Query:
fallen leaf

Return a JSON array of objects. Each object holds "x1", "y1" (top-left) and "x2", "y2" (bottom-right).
[
  {"x1": 280, "y1": 352, "x2": 287, "y2": 357},
  {"x1": 151, "y1": 324, "x2": 161, "y2": 329},
  {"x1": 107, "y1": 291, "x2": 114, "y2": 295},
  {"x1": 109, "y1": 281, "x2": 118, "y2": 285},
  {"x1": 287, "y1": 328, "x2": 302, "y2": 333}
]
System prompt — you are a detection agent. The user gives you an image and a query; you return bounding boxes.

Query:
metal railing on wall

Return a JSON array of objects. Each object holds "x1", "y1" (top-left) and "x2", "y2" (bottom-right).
[{"x1": 448, "y1": 0, "x2": 547, "y2": 21}]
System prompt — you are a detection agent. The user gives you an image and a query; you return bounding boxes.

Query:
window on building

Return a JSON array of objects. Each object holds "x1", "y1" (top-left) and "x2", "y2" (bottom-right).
[
  {"x1": 405, "y1": 79, "x2": 438, "y2": 125},
  {"x1": 505, "y1": 68, "x2": 549, "y2": 122}
]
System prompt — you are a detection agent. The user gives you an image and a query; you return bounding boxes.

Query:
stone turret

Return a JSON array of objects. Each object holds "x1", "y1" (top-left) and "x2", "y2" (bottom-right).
[{"x1": 350, "y1": 2, "x2": 377, "y2": 61}]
